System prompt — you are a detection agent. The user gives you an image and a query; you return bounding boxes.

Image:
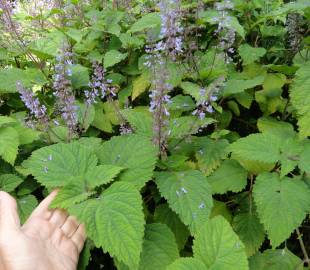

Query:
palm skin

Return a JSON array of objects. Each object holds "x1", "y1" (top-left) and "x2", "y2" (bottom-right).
[{"x1": 0, "y1": 190, "x2": 86, "y2": 270}]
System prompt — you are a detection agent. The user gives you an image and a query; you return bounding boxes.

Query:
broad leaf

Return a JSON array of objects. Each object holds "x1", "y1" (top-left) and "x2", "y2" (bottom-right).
[
  {"x1": 69, "y1": 182, "x2": 145, "y2": 270},
  {"x1": 224, "y1": 76, "x2": 265, "y2": 97},
  {"x1": 132, "y1": 73, "x2": 151, "y2": 100},
  {"x1": 238, "y1": 44, "x2": 266, "y2": 65},
  {"x1": 253, "y1": 172, "x2": 310, "y2": 247},
  {"x1": 166, "y1": 258, "x2": 207, "y2": 270},
  {"x1": 0, "y1": 174, "x2": 23, "y2": 192},
  {"x1": 193, "y1": 216, "x2": 248, "y2": 270},
  {"x1": 129, "y1": 13, "x2": 161, "y2": 33},
  {"x1": 17, "y1": 195, "x2": 38, "y2": 224},
  {"x1": 97, "y1": 135, "x2": 157, "y2": 188},
  {"x1": 155, "y1": 170, "x2": 213, "y2": 234},
  {"x1": 104, "y1": 50, "x2": 128, "y2": 69},
  {"x1": 138, "y1": 223, "x2": 179, "y2": 270},
  {"x1": 0, "y1": 127, "x2": 19, "y2": 165}
]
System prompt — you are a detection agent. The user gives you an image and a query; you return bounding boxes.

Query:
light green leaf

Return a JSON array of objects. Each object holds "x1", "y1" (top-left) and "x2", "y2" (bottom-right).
[
  {"x1": 0, "y1": 127, "x2": 19, "y2": 165},
  {"x1": 224, "y1": 76, "x2": 265, "y2": 97},
  {"x1": 97, "y1": 135, "x2": 157, "y2": 189},
  {"x1": 11, "y1": 123, "x2": 41, "y2": 145},
  {"x1": 179, "y1": 81, "x2": 202, "y2": 101},
  {"x1": 253, "y1": 172, "x2": 310, "y2": 247},
  {"x1": 138, "y1": 223, "x2": 179, "y2": 270},
  {"x1": 193, "y1": 216, "x2": 248, "y2": 270},
  {"x1": 155, "y1": 170, "x2": 213, "y2": 234},
  {"x1": 129, "y1": 13, "x2": 161, "y2": 33},
  {"x1": 0, "y1": 116, "x2": 16, "y2": 127},
  {"x1": 257, "y1": 117, "x2": 295, "y2": 139},
  {"x1": 290, "y1": 61, "x2": 310, "y2": 137},
  {"x1": 77, "y1": 102, "x2": 95, "y2": 130},
  {"x1": 238, "y1": 44, "x2": 267, "y2": 65},
  {"x1": 71, "y1": 65, "x2": 90, "y2": 89},
  {"x1": 166, "y1": 258, "x2": 207, "y2": 270},
  {"x1": 17, "y1": 194, "x2": 38, "y2": 224},
  {"x1": 69, "y1": 182, "x2": 145, "y2": 270},
  {"x1": 132, "y1": 73, "x2": 151, "y2": 100},
  {"x1": 299, "y1": 141, "x2": 310, "y2": 173},
  {"x1": 23, "y1": 141, "x2": 98, "y2": 187},
  {"x1": 154, "y1": 204, "x2": 190, "y2": 250},
  {"x1": 0, "y1": 174, "x2": 23, "y2": 193},
  {"x1": 210, "y1": 200, "x2": 232, "y2": 223},
  {"x1": 229, "y1": 16, "x2": 245, "y2": 39},
  {"x1": 104, "y1": 50, "x2": 128, "y2": 69},
  {"x1": 233, "y1": 213, "x2": 265, "y2": 257},
  {"x1": 207, "y1": 159, "x2": 248, "y2": 194}
]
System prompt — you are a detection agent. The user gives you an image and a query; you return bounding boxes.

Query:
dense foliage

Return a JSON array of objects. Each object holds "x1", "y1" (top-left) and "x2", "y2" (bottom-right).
[{"x1": 0, "y1": 0, "x2": 310, "y2": 269}]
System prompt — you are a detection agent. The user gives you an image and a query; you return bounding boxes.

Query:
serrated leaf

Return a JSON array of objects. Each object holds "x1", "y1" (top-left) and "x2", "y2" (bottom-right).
[
  {"x1": 0, "y1": 116, "x2": 16, "y2": 127},
  {"x1": 69, "y1": 182, "x2": 145, "y2": 270},
  {"x1": 138, "y1": 223, "x2": 179, "y2": 270},
  {"x1": 290, "y1": 61, "x2": 310, "y2": 137},
  {"x1": 210, "y1": 200, "x2": 232, "y2": 223},
  {"x1": 17, "y1": 194, "x2": 38, "y2": 224},
  {"x1": 249, "y1": 249, "x2": 303, "y2": 270},
  {"x1": 207, "y1": 159, "x2": 248, "y2": 194},
  {"x1": 0, "y1": 174, "x2": 23, "y2": 192},
  {"x1": 179, "y1": 81, "x2": 202, "y2": 101},
  {"x1": 129, "y1": 13, "x2": 161, "y2": 33},
  {"x1": 299, "y1": 141, "x2": 310, "y2": 173},
  {"x1": 132, "y1": 73, "x2": 151, "y2": 100},
  {"x1": 257, "y1": 117, "x2": 295, "y2": 139},
  {"x1": 104, "y1": 50, "x2": 128, "y2": 69},
  {"x1": 195, "y1": 138, "x2": 229, "y2": 176},
  {"x1": 193, "y1": 216, "x2": 248, "y2": 270},
  {"x1": 238, "y1": 44, "x2": 266, "y2": 65},
  {"x1": 23, "y1": 141, "x2": 98, "y2": 187},
  {"x1": 154, "y1": 204, "x2": 190, "y2": 250},
  {"x1": 253, "y1": 172, "x2": 310, "y2": 247},
  {"x1": 224, "y1": 76, "x2": 265, "y2": 97},
  {"x1": 233, "y1": 213, "x2": 265, "y2": 257},
  {"x1": 71, "y1": 65, "x2": 90, "y2": 89},
  {"x1": 166, "y1": 258, "x2": 207, "y2": 270},
  {"x1": 0, "y1": 127, "x2": 19, "y2": 165},
  {"x1": 155, "y1": 170, "x2": 213, "y2": 234},
  {"x1": 97, "y1": 135, "x2": 157, "y2": 188}
]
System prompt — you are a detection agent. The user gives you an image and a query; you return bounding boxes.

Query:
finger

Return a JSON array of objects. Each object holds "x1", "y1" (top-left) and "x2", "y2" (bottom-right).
[
  {"x1": 28, "y1": 190, "x2": 59, "y2": 220},
  {"x1": 60, "y1": 216, "x2": 80, "y2": 238},
  {"x1": 71, "y1": 224, "x2": 87, "y2": 253},
  {"x1": 49, "y1": 209, "x2": 69, "y2": 229},
  {"x1": 0, "y1": 191, "x2": 20, "y2": 230}
]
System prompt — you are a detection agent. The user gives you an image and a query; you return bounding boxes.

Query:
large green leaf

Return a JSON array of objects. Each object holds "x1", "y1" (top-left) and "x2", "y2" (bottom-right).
[
  {"x1": 0, "y1": 116, "x2": 16, "y2": 127},
  {"x1": 154, "y1": 204, "x2": 190, "y2": 250},
  {"x1": 69, "y1": 182, "x2": 145, "y2": 270},
  {"x1": 17, "y1": 194, "x2": 38, "y2": 224},
  {"x1": 224, "y1": 76, "x2": 265, "y2": 97},
  {"x1": 0, "y1": 174, "x2": 23, "y2": 193},
  {"x1": 0, "y1": 127, "x2": 19, "y2": 165},
  {"x1": 238, "y1": 44, "x2": 266, "y2": 65},
  {"x1": 132, "y1": 73, "x2": 151, "y2": 100},
  {"x1": 104, "y1": 50, "x2": 128, "y2": 69},
  {"x1": 207, "y1": 159, "x2": 248, "y2": 194},
  {"x1": 166, "y1": 258, "x2": 207, "y2": 270},
  {"x1": 253, "y1": 172, "x2": 310, "y2": 247},
  {"x1": 138, "y1": 223, "x2": 179, "y2": 270},
  {"x1": 290, "y1": 61, "x2": 310, "y2": 137},
  {"x1": 193, "y1": 216, "x2": 248, "y2": 270},
  {"x1": 232, "y1": 212, "x2": 265, "y2": 257},
  {"x1": 129, "y1": 13, "x2": 161, "y2": 33},
  {"x1": 22, "y1": 141, "x2": 98, "y2": 187},
  {"x1": 97, "y1": 135, "x2": 157, "y2": 188},
  {"x1": 155, "y1": 170, "x2": 213, "y2": 234}
]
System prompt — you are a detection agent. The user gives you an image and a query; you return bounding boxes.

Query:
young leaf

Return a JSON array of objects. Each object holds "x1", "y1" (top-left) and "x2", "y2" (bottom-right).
[
  {"x1": 166, "y1": 258, "x2": 207, "y2": 270},
  {"x1": 253, "y1": 172, "x2": 310, "y2": 247},
  {"x1": 155, "y1": 170, "x2": 213, "y2": 234},
  {"x1": 207, "y1": 159, "x2": 248, "y2": 194},
  {"x1": 138, "y1": 223, "x2": 179, "y2": 270},
  {"x1": 97, "y1": 135, "x2": 157, "y2": 189},
  {"x1": 23, "y1": 141, "x2": 98, "y2": 187},
  {"x1": 193, "y1": 216, "x2": 248, "y2": 270},
  {"x1": 69, "y1": 182, "x2": 145, "y2": 270}
]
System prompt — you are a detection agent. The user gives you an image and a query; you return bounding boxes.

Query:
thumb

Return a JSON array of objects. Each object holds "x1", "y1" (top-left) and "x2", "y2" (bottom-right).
[{"x1": 0, "y1": 191, "x2": 20, "y2": 231}]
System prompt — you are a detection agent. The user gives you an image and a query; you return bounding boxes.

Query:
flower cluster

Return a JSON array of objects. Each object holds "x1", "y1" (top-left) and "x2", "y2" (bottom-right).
[
  {"x1": 286, "y1": 13, "x2": 303, "y2": 55},
  {"x1": 157, "y1": 0, "x2": 184, "y2": 61},
  {"x1": 16, "y1": 81, "x2": 49, "y2": 130},
  {"x1": 192, "y1": 76, "x2": 225, "y2": 119},
  {"x1": 85, "y1": 62, "x2": 116, "y2": 105},
  {"x1": 212, "y1": 0, "x2": 235, "y2": 63},
  {"x1": 53, "y1": 42, "x2": 78, "y2": 134}
]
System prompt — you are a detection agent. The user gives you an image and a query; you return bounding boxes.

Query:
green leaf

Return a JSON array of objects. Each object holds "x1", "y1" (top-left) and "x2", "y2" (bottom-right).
[
  {"x1": 132, "y1": 73, "x2": 151, "y2": 101},
  {"x1": 0, "y1": 116, "x2": 16, "y2": 127},
  {"x1": 166, "y1": 258, "x2": 207, "y2": 270},
  {"x1": 253, "y1": 172, "x2": 310, "y2": 247},
  {"x1": 224, "y1": 76, "x2": 265, "y2": 97},
  {"x1": 238, "y1": 44, "x2": 267, "y2": 65},
  {"x1": 232, "y1": 212, "x2": 265, "y2": 257},
  {"x1": 0, "y1": 174, "x2": 23, "y2": 193},
  {"x1": 179, "y1": 81, "x2": 202, "y2": 101},
  {"x1": 129, "y1": 13, "x2": 161, "y2": 33},
  {"x1": 69, "y1": 182, "x2": 145, "y2": 270},
  {"x1": 23, "y1": 141, "x2": 98, "y2": 188},
  {"x1": 207, "y1": 159, "x2": 248, "y2": 194},
  {"x1": 299, "y1": 141, "x2": 310, "y2": 173},
  {"x1": 97, "y1": 135, "x2": 157, "y2": 188},
  {"x1": 138, "y1": 223, "x2": 179, "y2": 270},
  {"x1": 17, "y1": 195, "x2": 38, "y2": 224},
  {"x1": 0, "y1": 127, "x2": 19, "y2": 165},
  {"x1": 104, "y1": 50, "x2": 128, "y2": 69},
  {"x1": 249, "y1": 249, "x2": 303, "y2": 270},
  {"x1": 77, "y1": 102, "x2": 95, "y2": 130},
  {"x1": 257, "y1": 117, "x2": 295, "y2": 139},
  {"x1": 193, "y1": 216, "x2": 248, "y2": 270},
  {"x1": 71, "y1": 65, "x2": 90, "y2": 89},
  {"x1": 229, "y1": 16, "x2": 245, "y2": 39},
  {"x1": 195, "y1": 138, "x2": 229, "y2": 176},
  {"x1": 154, "y1": 204, "x2": 190, "y2": 250},
  {"x1": 155, "y1": 170, "x2": 213, "y2": 234},
  {"x1": 290, "y1": 61, "x2": 310, "y2": 137},
  {"x1": 210, "y1": 200, "x2": 232, "y2": 223}
]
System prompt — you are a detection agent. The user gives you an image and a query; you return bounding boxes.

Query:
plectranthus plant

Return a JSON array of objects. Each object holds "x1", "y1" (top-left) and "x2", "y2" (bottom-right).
[{"x1": 1, "y1": 0, "x2": 310, "y2": 269}]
